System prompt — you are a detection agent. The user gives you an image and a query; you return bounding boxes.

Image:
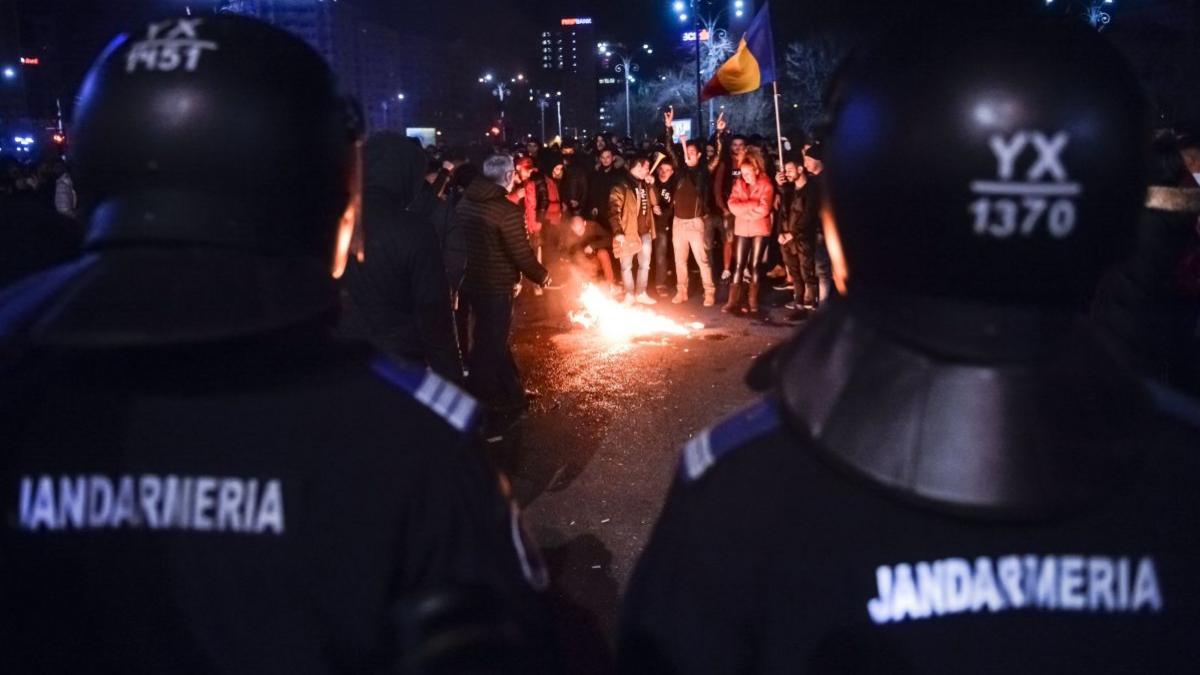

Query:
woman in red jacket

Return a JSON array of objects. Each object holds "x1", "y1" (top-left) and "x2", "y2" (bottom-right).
[{"x1": 724, "y1": 147, "x2": 775, "y2": 315}]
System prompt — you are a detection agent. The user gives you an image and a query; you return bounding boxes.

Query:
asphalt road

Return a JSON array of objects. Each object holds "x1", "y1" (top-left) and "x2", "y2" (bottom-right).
[{"x1": 488, "y1": 274, "x2": 805, "y2": 672}]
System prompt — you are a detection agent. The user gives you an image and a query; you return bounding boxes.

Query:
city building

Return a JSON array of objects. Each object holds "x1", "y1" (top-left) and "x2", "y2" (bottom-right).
[
  {"x1": 0, "y1": 0, "x2": 67, "y2": 153},
  {"x1": 220, "y1": 0, "x2": 407, "y2": 133},
  {"x1": 539, "y1": 16, "x2": 597, "y2": 140},
  {"x1": 221, "y1": 0, "x2": 519, "y2": 144}
]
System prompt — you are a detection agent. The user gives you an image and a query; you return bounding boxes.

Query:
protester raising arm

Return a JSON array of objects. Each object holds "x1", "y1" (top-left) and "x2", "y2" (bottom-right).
[{"x1": 663, "y1": 106, "x2": 682, "y2": 167}]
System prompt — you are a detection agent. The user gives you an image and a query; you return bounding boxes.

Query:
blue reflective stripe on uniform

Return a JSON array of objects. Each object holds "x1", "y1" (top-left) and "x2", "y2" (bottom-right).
[
  {"x1": 431, "y1": 381, "x2": 458, "y2": 418},
  {"x1": 680, "y1": 397, "x2": 782, "y2": 482},
  {"x1": 447, "y1": 395, "x2": 478, "y2": 431},
  {"x1": 412, "y1": 371, "x2": 442, "y2": 408},
  {"x1": 370, "y1": 357, "x2": 479, "y2": 433},
  {"x1": 0, "y1": 256, "x2": 95, "y2": 340},
  {"x1": 1144, "y1": 379, "x2": 1200, "y2": 432}
]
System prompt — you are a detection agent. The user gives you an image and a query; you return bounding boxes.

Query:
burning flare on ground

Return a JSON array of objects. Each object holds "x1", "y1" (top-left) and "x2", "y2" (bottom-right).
[{"x1": 568, "y1": 283, "x2": 704, "y2": 341}]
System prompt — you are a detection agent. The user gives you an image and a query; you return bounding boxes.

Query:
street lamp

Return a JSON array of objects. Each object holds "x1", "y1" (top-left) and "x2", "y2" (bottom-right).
[
  {"x1": 613, "y1": 54, "x2": 640, "y2": 137},
  {"x1": 536, "y1": 96, "x2": 551, "y2": 142},
  {"x1": 534, "y1": 90, "x2": 561, "y2": 142},
  {"x1": 670, "y1": 1, "x2": 739, "y2": 136},
  {"x1": 481, "y1": 73, "x2": 518, "y2": 142},
  {"x1": 2, "y1": 66, "x2": 15, "y2": 80}
]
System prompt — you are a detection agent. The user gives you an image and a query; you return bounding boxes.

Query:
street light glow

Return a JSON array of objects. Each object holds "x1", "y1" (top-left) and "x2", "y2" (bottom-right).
[
  {"x1": 397, "y1": 93, "x2": 405, "y2": 100},
  {"x1": 679, "y1": 13, "x2": 688, "y2": 22},
  {"x1": 2, "y1": 67, "x2": 15, "y2": 79},
  {"x1": 673, "y1": 1, "x2": 685, "y2": 11}
]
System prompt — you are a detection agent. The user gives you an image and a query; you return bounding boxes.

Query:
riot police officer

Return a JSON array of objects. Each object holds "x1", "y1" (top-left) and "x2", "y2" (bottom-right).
[
  {"x1": 0, "y1": 16, "x2": 549, "y2": 673},
  {"x1": 619, "y1": 10, "x2": 1200, "y2": 674}
]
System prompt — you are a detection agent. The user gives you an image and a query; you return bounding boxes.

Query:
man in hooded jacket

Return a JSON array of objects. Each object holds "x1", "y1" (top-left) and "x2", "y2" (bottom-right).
[{"x1": 340, "y1": 132, "x2": 463, "y2": 383}]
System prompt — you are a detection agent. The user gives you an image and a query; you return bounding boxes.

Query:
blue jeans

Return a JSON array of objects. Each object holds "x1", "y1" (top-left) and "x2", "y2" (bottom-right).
[{"x1": 620, "y1": 233, "x2": 653, "y2": 296}]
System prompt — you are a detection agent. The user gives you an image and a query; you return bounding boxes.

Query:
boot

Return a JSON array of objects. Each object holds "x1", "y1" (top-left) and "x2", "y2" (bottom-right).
[
  {"x1": 722, "y1": 282, "x2": 744, "y2": 313},
  {"x1": 747, "y1": 282, "x2": 760, "y2": 315}
]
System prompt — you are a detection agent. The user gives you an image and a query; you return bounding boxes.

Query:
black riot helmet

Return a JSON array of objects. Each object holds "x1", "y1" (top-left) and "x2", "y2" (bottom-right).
[
  {"x1": 1, "y1": 15, "x2": 364, "y2": 347},
  {"x1": 823, "y1": 10, "x2": 1148, "y2": 307}
]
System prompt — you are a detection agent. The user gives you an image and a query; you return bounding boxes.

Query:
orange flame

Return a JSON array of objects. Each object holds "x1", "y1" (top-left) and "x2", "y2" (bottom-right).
[{"x1": 568, "y1": 283, "x2": 704, "y2": 341}]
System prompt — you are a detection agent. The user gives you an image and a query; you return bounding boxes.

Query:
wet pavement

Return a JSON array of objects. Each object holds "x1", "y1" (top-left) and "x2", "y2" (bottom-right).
[{"x1": 487, "y1": 273, "x2": 805, "y2": 671}]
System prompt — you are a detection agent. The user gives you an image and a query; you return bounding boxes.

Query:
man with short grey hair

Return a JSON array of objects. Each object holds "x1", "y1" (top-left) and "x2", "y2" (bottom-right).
[
  {"x1": 482, "y1": 154, "x2": 516, "y2": 186},
  {"x1": 457, "y1": 154, "x2": 550, "y2": 427}
]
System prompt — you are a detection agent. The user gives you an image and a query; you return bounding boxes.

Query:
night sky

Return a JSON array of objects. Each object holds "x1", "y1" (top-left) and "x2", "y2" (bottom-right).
[
  {"x1": 45, "y1": 0, "x2": 884, "y2": 110},
  {"x1": 41, "y1": 0, "x2": 1200, "y2": 124},
  {"x1": 66, "y1": 0, "x2": 924, "y2": 64}
]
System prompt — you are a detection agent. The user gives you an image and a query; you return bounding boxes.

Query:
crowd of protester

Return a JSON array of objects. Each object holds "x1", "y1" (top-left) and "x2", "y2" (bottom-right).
[
  {"x1": 5, "y1": 108, "x2": 1200, "y2": 426},
  {"x1": 0, "y1": 156, "x2": 82, "y2": 289},
  {"x1": 422, "y1": 108, "x2": 839, "y2": 320}
]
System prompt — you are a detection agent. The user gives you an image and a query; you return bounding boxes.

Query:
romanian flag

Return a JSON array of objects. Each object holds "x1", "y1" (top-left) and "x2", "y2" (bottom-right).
[{"x1": 701, "y1": 2, "x2": 777, "y2": 101}]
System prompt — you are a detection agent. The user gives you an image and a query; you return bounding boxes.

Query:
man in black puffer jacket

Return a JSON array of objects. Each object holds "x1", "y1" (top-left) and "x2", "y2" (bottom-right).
[{"x1": 457, "y1": 155, "x2": 550, "y2": 423}]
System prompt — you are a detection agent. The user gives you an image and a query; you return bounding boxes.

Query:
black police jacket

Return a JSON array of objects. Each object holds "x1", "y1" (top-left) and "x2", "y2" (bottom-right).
[
  {"x1": 0, "y1": 330, "x2": 548, "y2": 673},
  {"x1": 619, "y1": 299, "x2": 1200, "y2": 674}
]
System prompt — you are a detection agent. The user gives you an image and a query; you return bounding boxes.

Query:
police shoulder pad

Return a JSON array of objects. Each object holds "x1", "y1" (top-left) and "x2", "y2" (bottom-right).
[
  {"x1": 679, "y1": 397, "x2": 782, "y2": 483},
  {"x1": 370, "y1": 357, "x2": 479, "y2": 434}
]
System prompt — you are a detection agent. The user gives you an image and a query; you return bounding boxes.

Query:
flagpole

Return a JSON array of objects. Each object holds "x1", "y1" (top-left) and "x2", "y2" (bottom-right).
[{"x1": 772, "y1": 81, "x2": 784, "y2": 166}]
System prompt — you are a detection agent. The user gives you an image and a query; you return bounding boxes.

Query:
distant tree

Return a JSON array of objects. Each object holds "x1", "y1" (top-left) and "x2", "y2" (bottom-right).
[
  {"x1": 783, "y1": 35, "x2": 850, "y2": 137},
  {"x1": 602, "y1": 68, "x2": 698, "y2": 140},
  {"x1": 699, "y1": 17, "x2": 736, "y2": 80},
  {"x1": 598, "y1": 17, "x2": 848, "y2": 142}
]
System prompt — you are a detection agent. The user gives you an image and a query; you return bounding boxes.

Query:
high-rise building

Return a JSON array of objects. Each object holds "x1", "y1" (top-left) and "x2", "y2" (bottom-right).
[
  {"x1": 220, "y1": 0, "x2": 405, "y2": 134},
  {"x1": 223, "y1": 1, "x2": 521, "y2": 144},
  {"x1": 219, "y1": 0, "x2": 335, "y2": 56},
  {"x1": 539, "y1": 16, "x2": 596, "y2": 140}
]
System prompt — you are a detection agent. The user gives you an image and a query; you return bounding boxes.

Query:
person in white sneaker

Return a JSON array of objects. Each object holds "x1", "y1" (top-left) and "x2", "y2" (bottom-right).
[
  {"x1": 662, "y1": 107, "x2": 719, "y2": 307},
  {"x1": 610, "y1": 155, "x2": 658, "y2": 305}
]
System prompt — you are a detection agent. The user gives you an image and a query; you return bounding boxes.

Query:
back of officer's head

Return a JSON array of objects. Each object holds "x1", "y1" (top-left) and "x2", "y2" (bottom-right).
[
  {"x1": 823, "y1": 9, "x2": 1148, "y2": 306},
  {"x1": 70, "y1": 15, "x2": 361, "y2": 274}
]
